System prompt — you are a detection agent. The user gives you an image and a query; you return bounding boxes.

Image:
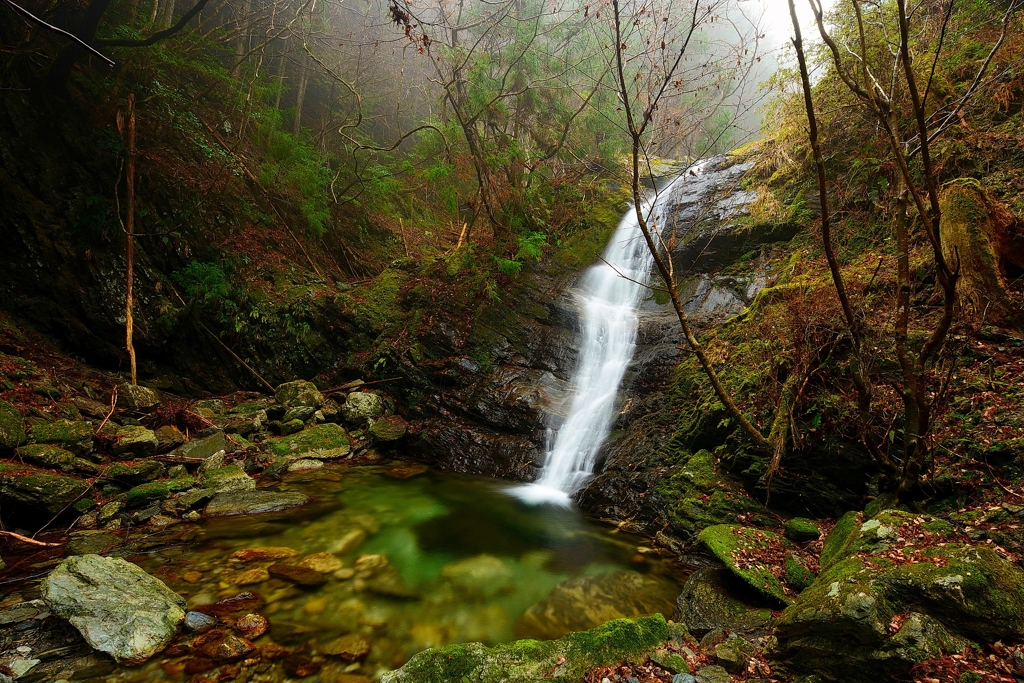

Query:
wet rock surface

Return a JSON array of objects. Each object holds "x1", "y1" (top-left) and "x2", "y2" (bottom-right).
[{"x1": 41, "y1": 554, "x2": 186, "y2": 664}]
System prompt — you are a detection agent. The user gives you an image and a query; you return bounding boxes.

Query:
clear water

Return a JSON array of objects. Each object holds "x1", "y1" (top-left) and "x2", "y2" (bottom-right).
[{"x1": 106, "y1": 465, "x2": 682, "y2": 682}]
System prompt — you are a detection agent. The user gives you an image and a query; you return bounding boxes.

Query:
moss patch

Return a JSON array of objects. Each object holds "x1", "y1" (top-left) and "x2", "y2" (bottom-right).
[
  {"x1": 267, "y1": 422, "x2": 350, "y2": 459},
  {"x1": 698, "y1": 525, "x2": 794, "y2": 604}
]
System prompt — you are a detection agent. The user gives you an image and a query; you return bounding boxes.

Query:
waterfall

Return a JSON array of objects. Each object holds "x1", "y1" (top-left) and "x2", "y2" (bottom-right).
[{"x1": 512, "y1": 171, "x2": 692, "y2": 507}]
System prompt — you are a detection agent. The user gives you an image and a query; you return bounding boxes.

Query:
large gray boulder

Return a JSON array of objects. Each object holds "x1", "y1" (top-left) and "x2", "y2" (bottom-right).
[
  {"x1": 41, "y1": 554, "x2": 185, "y2": 664},
  {"x1": 341, "y1": 392, "x2": 384, "y2": 425}
]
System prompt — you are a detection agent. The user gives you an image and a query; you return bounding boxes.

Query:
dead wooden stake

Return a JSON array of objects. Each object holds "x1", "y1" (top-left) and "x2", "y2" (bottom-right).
[
  {"x1": 455, "y1": 222, "x2": 468, "y2": 250},
  {"x1": 121, "y1": 95, "x2": 138, "y2": 386}
]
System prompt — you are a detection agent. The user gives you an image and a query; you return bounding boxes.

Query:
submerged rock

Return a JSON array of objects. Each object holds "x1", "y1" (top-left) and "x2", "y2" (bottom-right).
[
  {"x1": 382, "y1": 614, "x2": 670, "y2": 683},
  {"x1": 41, "y1": 554, "x2": 185, "y2": 664},
  {"x1": 275, "y1": 380, "x2": 325, "y2": 409},
  {"x1": 323, "y1": 633, "x2": 371, "y2": 660},
  {"x1": 441, "y1": 554, "x2": 515, "y2": 600},
  {"x1": 204, "y1": 490, "x2": 310, "y2": 517},
  {"x1": 515, "y1": 570, "x2": 678, "y2": 640}
]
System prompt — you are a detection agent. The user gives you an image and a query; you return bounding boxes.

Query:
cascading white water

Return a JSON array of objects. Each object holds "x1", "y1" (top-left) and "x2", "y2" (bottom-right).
[{"x1": 512, "y1": 171, "x2": 692, "y2": 507}]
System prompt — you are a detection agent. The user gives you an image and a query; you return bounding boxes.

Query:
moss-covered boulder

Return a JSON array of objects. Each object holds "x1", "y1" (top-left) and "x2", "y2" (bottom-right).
[
  {"x1": 115, "y1": 383, "x2": 161, "y2": 411},
  {"x1": 267, "y1": 423, "x2": 350, "y2": 460},
  {"x1": 0, "y1": 400, "x2": 25, "y2": 449},
  {"x1": 17, "y1": 444, "x2": 76, "y2": 471},
  {"x1": 28, "y1": 420, "x2": 93, "y2": 456},
  {"x1": 126, "y1": 477, "x2": 195, "y2": 507},
  {"x1": 275, "y1": 380, "x2": 324, "y2": 409},
  {"x1": 672, "y1": 566, "x2": 773, "y2": 637},
  {"x1": 771, "y1": 510, "x2": 1024, "y2": 682},
  {"x1": 655, "y1": 450, "x2": 769, "y2": 540},
  {"x1": 0, "y1": 466, "x2": 91, "y2": 514},
  {"x1": 698, "y1": 525, "x2": 794, "y2": 604},
  {"x1": 784, "y1": 518, "x2": 821, "y2": 543},
  {"x1": 369, "y1": 415, "x2": 408, "y2": 442},
  {"x1": 381, "y1": 614, "x2": 670, "y2": 683},
  {"x1": 202, "y1": 465, "x2": 255, "y2": 493},
  {"x1": 106, "y1": 461, "x2": 165, "y2": 486},
  {"x1": 102, "y1": 424, "x2": 159, "y2": 457},
  {"x1": 342, "y1": 392, "x2": 384, "y2": 425}
]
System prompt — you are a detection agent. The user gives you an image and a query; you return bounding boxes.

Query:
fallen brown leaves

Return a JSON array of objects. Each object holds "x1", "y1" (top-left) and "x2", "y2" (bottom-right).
[{"x1": 908, "y1": 643, "x2": 1024, "y2": 683}]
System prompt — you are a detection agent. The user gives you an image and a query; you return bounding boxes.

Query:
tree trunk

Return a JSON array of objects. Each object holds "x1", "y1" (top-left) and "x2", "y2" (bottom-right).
[
  {"x1": 293, "y1": 52, "x2": 308, "y2": 137},
  {"x1": 160, "y1": 0, "x2": 175, "y2": 30},
  {"x1": 940, "y1": 179, "x2": 1024, "y2": 329},
  {"x1": 231, "y1": 0, "x2": 251, "y2": 78}
]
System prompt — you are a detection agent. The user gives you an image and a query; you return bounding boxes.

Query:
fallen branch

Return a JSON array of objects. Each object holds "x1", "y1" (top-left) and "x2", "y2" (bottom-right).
[
  {"x1": 323, "y1": 377, "x2": 404, "y2": 394},
  {"x1": 0, "y1": 0, "x2": 115, "y2": 66},
  {"x1": 0, "y1": 531, "x2": 62, "y2": 547}
]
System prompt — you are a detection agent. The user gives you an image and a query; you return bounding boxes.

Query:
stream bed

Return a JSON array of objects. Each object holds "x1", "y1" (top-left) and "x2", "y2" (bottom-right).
[{"x1": 98, "y1": 462, "x2": 685, "y2": 682}]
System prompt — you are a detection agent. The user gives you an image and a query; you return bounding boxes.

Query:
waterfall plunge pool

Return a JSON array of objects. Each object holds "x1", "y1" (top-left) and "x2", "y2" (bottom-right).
[{"x1": 99, "y1": 462, "x2": 686, "y2": 682}]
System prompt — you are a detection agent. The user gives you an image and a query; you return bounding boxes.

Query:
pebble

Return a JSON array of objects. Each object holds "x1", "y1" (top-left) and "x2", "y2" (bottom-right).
[
  {"x1": 184, "y1": 611, "x2": 217, "y2": 633},
  {"x1": 234, "y1": 613, "x2": 269, "y2": 638},
  {"x1": 234, "y1": 568, "x2": 270, "y2": 585},
  {"x1": 298, "y1": 552, "x2": 344, "y2": 573},
  {"x1": 304, "y1": 597, "x2": 328, "y2": 615},
  {"x1": 230, "y1": 547, "x2": 299, "y2": 563},
  {"x1": 672, "y1": 675, "x2": 697, "y2": 683}
]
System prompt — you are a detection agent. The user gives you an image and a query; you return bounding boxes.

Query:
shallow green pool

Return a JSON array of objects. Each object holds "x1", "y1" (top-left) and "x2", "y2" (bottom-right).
[{"x1": 111, "y1": 463, "x2": 683, "y2": 681}]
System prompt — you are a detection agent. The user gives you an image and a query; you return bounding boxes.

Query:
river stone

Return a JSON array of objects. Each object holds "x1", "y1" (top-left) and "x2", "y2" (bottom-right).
[
  {"x1": 268, "y1": 423, "x2": 350, "y2": 460},
  {"x1": 287, "y1": 458, "x2": 323, "y2": 472},
  {"x1": 0, "y1": 400, "x2": 25, "y2": 448},
  {"x1": 17, "y1": 444, "x2": 75, "y2": 471},
  {"x1": 73, "y1": 396, "x2": 109, "y2": 419},
  {"x1": 103, "y1": 425, "x2": 159, "y2": 457},
  {"x1": 231, "y1": 546, "x2": 300, "y2": 562},
  {"x1": 323, "y1": 633, "x2": 371, "y2": 660},
  {"x1": 298, "y1": 552, "x2": 344, "y2": 573},
  {"x1": 203, "y1": 465, "x2": 255, "y2": 493},
  {"x1": 368, "y1": 415, "x2": 408, "y2": 442},
  {"x1": 341, "y1": 392, "x2": 383, "y2": 425},
  {"x1": 28, "y1": 420, "x2": 93, "y2": 456},
  {"x1": 275, "y1": 380, "x2": 324, "y2": 409},
  {"x1": 283, "y1": 406, "x2": 316, "y2": 424},
  {"x1": 154, "y1": 425, "x2": 185, "y2": 452},
  {"x1": 66, "y1": 530, "x2": 122, "y2": 555},
  {"x1": 382, "y1": 614, "x2": 670, "y2": 683},
  {"x1": 175, "y1": 431, "x2": 227, "y2": 462},
  {"x1": 204, "y1": 490, "x2": 310, "y2": 517},
  {"x1": 515, "y1": 570, "x2": 679, "y2": 640},
  {"x1": 695, "y1": 665, "x2": 731, "y2": 683},
  {"x1": 441, "y1": 554, "x2": 515, "y2": 600},
  {"x1": 116, "y1": 384, "x2": 161, "y2": 411},
  {"x1": 106, "y1": 460, "x2": 164, "y2": 485},
  {"x1": 268, "y1": 563, "x2": 327, "y2": 586},
  {"x1": 0, "y1": 468, "x2": 91, "y2": 514},
  {"x1": 184, "y1": 611, "x2": 217, "y2": 633},
  {"x1": 41, "y1": 554, "x2": 185, "y2": 664},
  {"x1": 673, "y1": 566, "x2": 773, "y2": 637}
]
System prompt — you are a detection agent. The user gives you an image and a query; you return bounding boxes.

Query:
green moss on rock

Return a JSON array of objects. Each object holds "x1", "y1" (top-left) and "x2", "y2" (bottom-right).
[
  {"x1": 818, "y1": 510, "x2": 861, "y2": 572},
  {"x1": 698, "y1": 524, "x2": 793, "y2": 604},
  {"x1": 274, "y1": 380, "x2": 324, "y2": 409},
  {"x1": 267, "y1": 422, "x2": 350, "y2": 460},
  {"x1": 381, "y1": 615, "x2": 669, "y2": 683},
  {"x1": 784, "y1": 518, "x2": 821, "y2": 543},
  {"x1": 17, "y1": 444, "x2": 76, "y2": 471},
  {"x1": 0, "y1": 400, "x2": 25, "y2": 449},
  {"x1": 28, "y1": 420, "x2": 93, "y2": 456},
  {"x1": 0, "y1": 468, "x2": 90, "y2": 514},
  {"x1": 369, "y1": 415, "x2": 408, "y2": 442}
]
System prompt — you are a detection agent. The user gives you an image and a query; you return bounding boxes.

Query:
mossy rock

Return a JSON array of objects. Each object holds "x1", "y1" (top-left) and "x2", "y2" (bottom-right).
[
  {"x1": 202, "y1": 465, "x2": 254, "y2": 493},
  {"x1": 267, "y1": 423, "x2": 350, "y2": 460},
  {"x1": 818, "y1": 510, "x2": 861, "y2": 573},
  {"x1": 0, "y1": 400, "x2": 25, "y2": 449},
  {"x1": 342, "y1": 392, "x2": 384, "y2": 425},
  {"x1": 655, "y1": 450, "x2": 768, "y2": 539},
  {"x1": 772, "y1": 512, "x2": 1024, "y2": 681},
  {"x1": 672, "y1": 566, "x2": 773, "y2": 637},
  {"x1": 115, "y1": 383, "x2": 161, "y2": 410},
  {"x1": 381, "y1": 614, "x2": 670, "y2": 683},
  {"x1": 17, "y1": 444, "x2": 76, "y2": 471},
  {"x1": 784, "y1": 518, "x2": 821, "y2": 543},
  {"x1": 274, "y1": 380, "x2": 324, "y2": 409},
  {"x1": 0, "y1": 468, "x2": 91, "y2": 514},
  {"x1": 101, "y1": 424, "x2": 159, "y2": 457},
  {"x1": 698, "y1": 524, "x2": 793, "y2": 605},
  {"x1": 106, "y1": 461, "x2": 165, "y2": 486},
  {"x1": 126, "y1": 477, "x2": 195, "y2": 506},
  {"x1": 784, "y1": 554, "x2": 816, "y2": 593},
  {"x1": 369, "y1": 415, "x2": 408, "y2": 442},
  {"x1": 28, "y1": 420, "x2": 94, "y2": 456}
]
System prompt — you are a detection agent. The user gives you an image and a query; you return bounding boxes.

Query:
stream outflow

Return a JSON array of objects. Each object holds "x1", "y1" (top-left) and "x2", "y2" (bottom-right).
[{"x1": 512, "y1": 170, "x2": 695, "y2": 507}]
